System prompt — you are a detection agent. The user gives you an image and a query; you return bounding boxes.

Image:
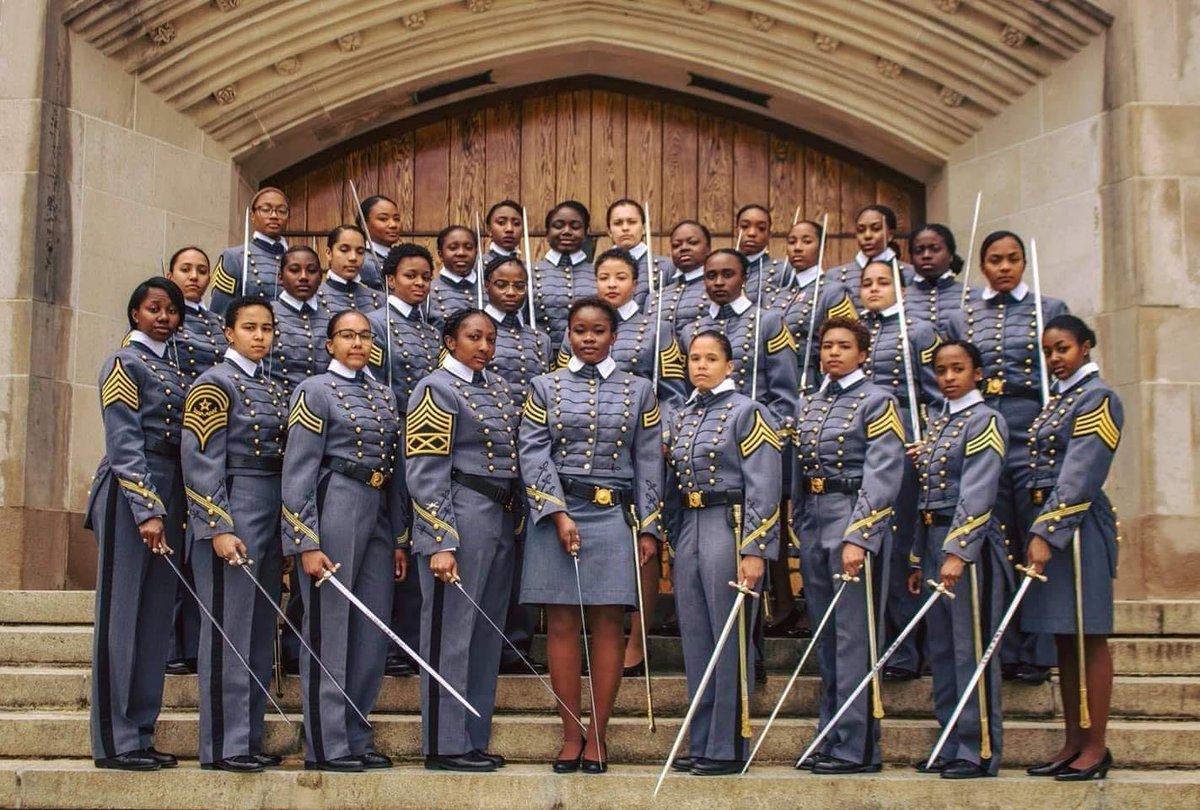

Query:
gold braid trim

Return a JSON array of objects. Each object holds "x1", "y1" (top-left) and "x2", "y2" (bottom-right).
[
  {"x1": 118, "y1": 478, "x2": 164, "y2": 509},
  {"x1": 944, "y1": 510, "x2": 992, "y2": 547},
  {"x1": 185, "y1": 486, "x2": 234, "y2": 527},
  {"x1": 281, "y1": 506, "x2": 319, "y2": 545},
  {"x1": 844, "y1": 506, "x2": 894, "y2": 537},
  {"x1": 413, "y1": 502, "x2": 460, "y2": 541},
  {"x1": 1032, "y1": 501, "x2": 1092, "y2": 528},
  {"x1": 740, "y1": 506, "x2": 780, "y2": 550}
]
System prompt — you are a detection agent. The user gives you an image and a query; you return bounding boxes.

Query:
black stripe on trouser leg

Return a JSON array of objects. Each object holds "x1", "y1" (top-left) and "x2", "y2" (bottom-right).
[
  {"x1": 95, "y1": 480, "x2": 119, "y2": 758},
  {"x1": 308, "y1": 579, "x2": 325, "y2": 761},
  {"x1": 427, "y1": 579, "x2": 446, "y2": 756},
  {"x1": 861, "y1": 553, "x2": 882, "y2": 766},
  {"x1": 210, "y1": 557, "x2": 227, "y2": 762}
]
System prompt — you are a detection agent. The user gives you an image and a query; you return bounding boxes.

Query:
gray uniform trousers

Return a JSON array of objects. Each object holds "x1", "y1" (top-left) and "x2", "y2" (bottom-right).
[
  {"x1": 417, "y1": 488, "x2": 515, "y2": 755},
  {"x1": 796, "y1": 493, "x2": 890, "y2": 766},
  {"x1": 89, "y1": 452, "x2": 184, "y2": 759},
  {"x1": 298, "y1": 486, "x2": 393, "y2": 762},
  {"x1": 192, "y1": 474, "x2": 282, "y2": 763},
  {"x1": 920, "y1": 525, "x2": 1007, "y2": 773}
]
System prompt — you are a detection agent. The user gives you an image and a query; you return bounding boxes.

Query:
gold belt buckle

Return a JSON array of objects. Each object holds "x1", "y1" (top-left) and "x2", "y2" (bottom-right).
[
  {"x1": 687, "y1": 491, "x2": 705, "y2": 509},
  {"x1": 809, "y1": 477, "x2": 826, "y2": 494},
  {"x1": 368, "y1": 470, "x2": 385, "y2": 489},
  {"x1": 593, "y1": 487, "x2": 614, "y2": 507},
  {"x1": 922, "y1": 511, "x2": 933, "y2": 526},
  {"x1": 985, "y1": 378, "x2": 1005, "y2": 396}
]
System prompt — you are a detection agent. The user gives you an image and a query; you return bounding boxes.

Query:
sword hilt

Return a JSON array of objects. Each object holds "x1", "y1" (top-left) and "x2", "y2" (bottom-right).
[
  {"x1": 1015, "y1": 564, "x2": 1048, "y2": 582},
  {"x1": 833, "y1": 573, "x2": 861, "y2": 583},
  {"x1": 235, "y1": 555, "x2": 253, "y2": 566},
  {"x1": 728, "y1": 581, "x2": 760, "y2": 598},
  {"x1": 927, "y1": 579, "x2": 957, "y2": 599},
  {"x1": 314, "y1": 562, "x2": 342, "y2": 587}
]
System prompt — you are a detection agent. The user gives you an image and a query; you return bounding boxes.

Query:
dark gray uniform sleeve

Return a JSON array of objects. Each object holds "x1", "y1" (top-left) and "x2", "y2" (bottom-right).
[
  {"x1": 944, "y1": 413, "x2": 1008, "y2": 563},
  {"x1": 656, "y1": 324, "x2": 688, "y2": 419},
  {"x1": 208, "y1": 248, "x2": 243, "y2": 317},
  {"x1": 404, "y1": 378, "x2": 460, "y2": 555},
  {"x1": 98, "y1": 354, "x2": 166, "y2": 525},
  {"x1": 181, "y1": 376, "x2": 237, "y2": 541},
  {"x1": 519, "y1": 376, "x2": 567, "y2": 523},
  {"x1": 910, "y1": 319, "x2": 944, "y2": 412},
  {"x1": 737, "y1": 403, "x2": 783, "y2": 559},
  {"x1": 845, "y1": 394, "x2": 906, "y2": 554},
  {"x1": 280, "y1": 383, "x2": 329, "y2": 555},
  {"x1": 633, "y1": 381, "x2": 665, "y2": 540},
  {"x1": 761, "y1": 309, "x2": 799, "y2": 430}
]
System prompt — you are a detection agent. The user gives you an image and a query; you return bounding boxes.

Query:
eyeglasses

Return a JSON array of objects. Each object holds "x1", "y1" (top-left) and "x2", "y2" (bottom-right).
[
  {"x1": 332, "y1": 330, "x2": 374, "y2": 343},
  {"x1": 254, "y1": 205, "x2": 291, "y2": 217}
]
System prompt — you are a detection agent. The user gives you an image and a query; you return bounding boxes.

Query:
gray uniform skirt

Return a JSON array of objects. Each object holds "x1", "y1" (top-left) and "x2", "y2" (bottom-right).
[
  {"x1": 521, "y1": 474, "x2": 638, "y2": 608},
  {"x1": 1022, "y1": 505, "x2": 1117, "y2": 635}
]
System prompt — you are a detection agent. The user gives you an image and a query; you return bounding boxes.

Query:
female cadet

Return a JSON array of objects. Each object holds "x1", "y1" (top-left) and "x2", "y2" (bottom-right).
[
  {"x1": 530, "y1": 200, "x2": 596, "y2": 349},
  {"x1": 281, "y1": 310, "x2": 407, "y2": 772},
  {"x1": 668, "y1": 330, "x2": 781, "y2": 775},
  {"x1": 86, "y1": 277, "x2": 187, "y2": 771},
  {"x1": 792, "y1": 316, "x2": 905, "y2": 775},
  {"x1": 210, "y1": 187, "x2": 290, "y2": 316},
  {"x1": 653, "y1": 220, "x2": 713, "y2": 340},
  {"x1": 950, "y1": 230, "x2": 1069, "y2": 685},
  {"x1": 359, "y1": 194, "x2": 402, "y2": 292},
  {"x1": 163, "y1": 246, "x2": 225, "y2": 677},
  {"x1": 520, "y1": 297, "x2": 664, "y2": 773},
  {"x1": 484, "y1": 200, "x2": 525, "y2": 264},
  {"x1": 270, "y1": 246, "x2": 330, "y2": 402},
  {"x1": 907, "y1": 340, "x2": 1009, "y2": 779},
  {"x1": 733, "y1": 204, "x2": 786, "y2": 298},
  {"x1": 315, "y1": 226, "x2": 384, "y2": 317},
  {"x1": 827, "y1": 205, "x2": 914, "y2": 310},
  {"x1": 1023, "y1": 315, "x2": 1123, "y2": 781},
  {"x1": 428, "y1": 225, "x2": 481, "y2": 326},
  {"x1": 605, "y1": 199, "x2": 658, "y2": 307},
  {"x1": 367, "y1": 243, "x2": 442, "y2": 677},
  {"x1": 181, "y1": 297, "x2": 286, "y2": 774},
  {"x1": 860, "y1": 260, "x2": 943, "y2": 681},
  {"x1": 906, "y1": 224, "x2": 964, "y2": 334},
  {"x1": 405, "y1": 309, "x2": 521, "y2": 772}
]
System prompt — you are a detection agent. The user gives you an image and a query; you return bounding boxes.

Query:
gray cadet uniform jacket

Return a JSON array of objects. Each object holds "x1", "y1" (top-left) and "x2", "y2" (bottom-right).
[
  {"x1": 679, "y1": 297, "x2": 798, "y2": 431},
  {"x1": 1023, "y1": 365, "x2": 1123, "y2": 635},
  {"x1": 181, "y1": 353, "x2": 286, "y2": 765},
  {"x1": 358, "y1": 245, "x2": 388, "y2": 293},
  {"x1": 405, "y1": 363, "x2": 521, "y2": 757},
  {"x1": 280, "y1": 365, "x2": 405, "y2": 763},
  {"x1": 911, "y1": 393, "x2": 1010, "y2": 773},
  {"x1": 519, "y1": 359, "x2": 664, "y2": 607},
  {"x1": 772, "y1": 268, "x2": 858, "y2": 390},
  {"x1": 742, "y1": 251, "x2": 788, "y2": 301},
  {"x1": 427, "y1": 270, "x2": 479, "y2": 327},
  {"x1": 85, "y1": 334, "x2": 186, "y2": 760},
  {"x1": 176, "y1": 303, "x2": 227, "y2": 388},
  {"x1": 905, "y1": 272, "x2": 964, "y2": 336},
  {"x1": 209, "y1": 237, "x2": 286, "y2": 317},
  {"x1": 269, "y1": 293, "x2": 330, "y2": 402},
  {"x1": 668, "y1": 385, "x2": 782, "y2": 762},
  {"x1": 315, "y1": 274, "x2": 386, "y2": 318},
  {"x1": 530, "y1": 251, "x2": 596, "y2": 349},
  {"x1": 828, "y1": 249, "x2": 915, "y2": 311},
  {"x1": 484, "y1": 306, "x2": 551, "y2": 407},
  {"x1": 791, "y1": 371, "x2": 906, "y2": 766}
]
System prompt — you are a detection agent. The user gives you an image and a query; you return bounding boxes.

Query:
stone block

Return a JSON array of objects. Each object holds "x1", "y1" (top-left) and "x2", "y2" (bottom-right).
[
  {"x1": 1129, "y1": 180, "x2": 1190, "y2": 307},
  {"x1": 1145, "y1": 384, "x2": 1197, "y2": 516},
  {"x1": 946, "y1": 147, "x2": 1021, "y2": 227},
  {"x1": 0, "y1": 98, "x2": 42, "y2": 174},
  {"x1": 0, "y1": 300, "x2": 32, "y2": 377},
  {"x1": 18, "y1": 510, "x2": 70, "y2": 590},
  {"x1": 1142, "y1": 307, "x2": 1200, "y2": 383},
  {"x1": 77, "y1": 188, "x2": 165, "y2": 316},
  {"x1": 82, "y1": 119, "x2": 155, "y2": 200},
  {"x1": 133, "y1": 86, "x2": 202, "y2": 153},
  {"x1": 1098, "y1": 179, "x2": 1138, "y2": 308},
  {"x1": 151, "y1": 143, "x2": 230, "y2": 227},
  {"x1": 66, "y1": 516, "x2": 96, "y2": 590},
  {"x1": 0, "y1": 376, "x2": 30, "y2": 508},
  {"x1": 68, "y1": 384, "x2": 104, "y2": 515},
  {"x1": 67, "y1": 34, "x2": 134, "y2": 127},
  {"x1": 23, "y1": 377, "x2": 72, "y2": 512},
  {"x1": 1019, "y1": 117, "x2": 1102, "y2": 209},
  {"x1": 1043, "y1": 36, "x2": 1106, "y2": 130},
  {"x1": 975, "y1": 88, "x2": 1042, "y2": 156},
  {"x1": 71, "y1": 312, "x2": 125, "y2": 387},
  {"x1": 164, "y1": 216, "x2": 229, "y2": 262},
  {"x1": 0, "y1": 0, "x2": 47, "y2": 100},
  {"x1": 0, "y1": 591, "x2": 94, "y2": 624},
  {"x1": 1182, "y1": 178, "x2": 1200, "y2": 287},
  {"x1": 1135, "y1": 104, "x2": 1200, "y2": 178},
  {"x1": 1005, "y1": 192, "x2": 1102, "y2": 310},
  {"x1": 0, "y1": 173, "x2": 38, "y2": 299}
]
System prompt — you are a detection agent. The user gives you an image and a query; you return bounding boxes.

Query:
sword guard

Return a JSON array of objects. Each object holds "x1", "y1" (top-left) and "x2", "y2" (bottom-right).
[
  {"x1": 927, "y1": 579, "x2": 957, "y2": 599},
  {"x1": 160, "y1": 544, "x2": 176, "y2": 557},
  {"x1": 728, "y1": 581, "x2": 759, "y2": 598},
  {"x1": 1016, "y1": 564, "x2": 1048, "y2": 582},
  {"x1": 235, "y1": 555, "x2": 253, "y2": 566},
  {"x1": 833, "y1": 573, "x2": 861, "y2": 583},
  {"x1": 314, "y1": 563, "x2": 342, "y2": 587}
]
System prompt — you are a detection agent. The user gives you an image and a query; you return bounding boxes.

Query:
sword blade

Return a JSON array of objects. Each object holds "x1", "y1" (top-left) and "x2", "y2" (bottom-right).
[
  {"x1": 320, "y1": 571, "x2": 480, "y2": 718},
  {"x1": 162, "y1": 552, "x2": 292, "y2": 726},
  {"x1": 238, "y1": 564, "x2": 372, "y2": 728},
  {"x1": 573, "y1": 553, "x2": 601, "y2": 759}
]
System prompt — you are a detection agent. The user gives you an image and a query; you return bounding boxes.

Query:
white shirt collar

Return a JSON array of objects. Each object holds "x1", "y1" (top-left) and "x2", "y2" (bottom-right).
[
  {"x1": 617, "y1": 300, "x2": 640, "y2": 321},
  {"x1": 793, "y1": 264, "x2": 821, "y2": 289},
  {"x1": 819, "y1": 367, "x2": 866, "y2": 393},
  {"x1": 879, "y1": 302, "x2": 902, "y2": 318},
  {"x1": 1054, "y1": 361, "x2": 1100, "y2": 394},
  {"x1": 278, "y1": 290, "x2": 314, "y2": 311},
  {"x1": 686, "y1": 377, "x2": 736, "y2": 403},
  {"x1": 745, "y1": 249, "x2": 767, "y2": 265},
  {"x1": 485, "y1": 303, "x2": 520, "y2": 324},
  {"x1": 442, "y1": 355, "x2": 477, "y2": 383},
  {"x1": 369, "y1": 240, "x2": 390, "y2": 258},
  {"x1": 567, "y1": 355, "x2": 617, "y2": 378},
  {"x1": 628, "y1": 242, "x2": 648, "y2": 260},
  {"x1": 708, "y1": 294, "x2": 752, "y2": 318},
  {"x1": 252, "y1": 230, "x2": 287, "y2": 248},
  {"x1": 545, "y1": 249, "x2": 588, "y2": 267},
  {"x1": 328, "y1": 359, "x2": 359, "y2": 380},
  {"x1": 184, "y1": 300, "x2": 206, "y2": 312},
  {"x1": 128, "y1": 330, "x2": 168, "y2": 357},
  {"x1": 224, "y1": 347, "x2": 259, "y2": 376},
  {"x1": 856, "y1": 246, "x2": 895, "y2": 268},
  {"x1": 981, "y1": 281, "x2": 1030, "y2": 301},
  {"x1": 489, "y1": 243, "x2": 515, "y2": 257},
  {"x1": 387, "y1": 295, "x2": 416, "y2": 318},
  {"x1": 440, "y1": 267, "x2": 477, "y2": 283},
  {"x1": 682, "y1": 267, "x2": 704, "y2": 282},
  {"x1": 946, "y1": 389, "x2": 984, "y2": 414},
  {"x1": 326, "y1": 269, "x2": 362, "y2": 285}
]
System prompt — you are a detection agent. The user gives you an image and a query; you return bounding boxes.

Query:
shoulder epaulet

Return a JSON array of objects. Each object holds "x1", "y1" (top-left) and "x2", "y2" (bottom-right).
[
  {"x1": 288, "y1": 391, "x2": 324, "y2": 434},
  {"x1": 120, "y1": 332, "x2": 133, "y2": 348},
  {"x1": 405, "y1": 387, "x2": 453, "y2": 457},
  {"x1": 1072, "y1": 395, "x2": 1121, "y2": 451},
  {"x1": 865, "y1": 399, "x2": 904, "y2": 441},
  {"x1": 100, "y1": 358, "x2": 140, "y2": 411},
  {"x1": 211, "y1": 255, "x2": 237, "y2": 296},
  {"x1": 965, "y1": 415, "x2": 1005, "y2": 458},
  {"x1": 183, "y1": 382, "x2": 231, "y2": 451},
  {"x1": 739, "y1": 409, "x2": 783, "y2": 457}
]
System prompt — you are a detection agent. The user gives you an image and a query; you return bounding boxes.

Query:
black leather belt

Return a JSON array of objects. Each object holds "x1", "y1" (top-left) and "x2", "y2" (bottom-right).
[
  {"x1": 983, "y1": 378, "x2": 1042, "y2": 402},
  {"x1": 802, "y1": 476, "x2": 862, "y2": 495},
  {"x1": 452, "y1": 470, "x2": 518, "y2": 510},
  {"x1": 229, "y1": 454, "x2": 283, "y2": 472},
  {"x1": 561, "y1": 476, "x2": 634, "y2": 508},
  {"x1": 324, "y1": 456, "x2": 389, "y2": 489},
  {"x1": 681, "y1": 489, "x2": 743, "y2": 510},
  {"x1": 144, "y1": 434, "x2": 180, "y2": 458},
  {"x1": 920, "y1": 510, "x2": 954, "y2": 527}
]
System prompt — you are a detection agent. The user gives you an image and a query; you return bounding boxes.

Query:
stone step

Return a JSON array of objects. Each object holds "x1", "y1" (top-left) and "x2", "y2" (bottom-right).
[
  {"x1": 6, "y1": 625, "x2": 1198, "y2": 677},
  {"x1": 2, "y1": 667, "x2": 1197, "y2": 721},
  {"x1": 1, "y1": 711, "x2": 1197, "y2": 768},
  {"x1": 2, "y1": 591, "x2": 1197, "y2": 635},
  {"x1": 0, "y1": 760, "x2": 1196, "y2": 810}
]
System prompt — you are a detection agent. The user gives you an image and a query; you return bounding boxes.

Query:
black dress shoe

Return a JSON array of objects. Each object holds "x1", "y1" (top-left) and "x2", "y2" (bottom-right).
[
  {"x1": 425, "y1": 752, "x2": 497, "y2": 772},
  {"x1": 305, "y1": 756, "x2": 365, "y2": 772},
  {"x1": 552, "y1": 754, "x2": 581, "y2": 774},
  {"x1": 1027, "y1": 752, "x2": 1079, "y2": 776},
  {"x1": 164, "y1": 660, "x2": 192, "y2": 676},
  {"x1": 252, "y1": 753, "x2": 282, "y2": 767},
  {"x1": 689, "y1": 758, "x2": 745, "y2": 776},
  {"x1": 474, "y1": 750, "x2": 505, "y2": 768},
  {"x1": 882, "y1": 666, "x2": 920, "y2": 681},
  {"x1": 580, "y1": 757, "x2": 608, "y2": 774},
  {"x1": 202, "y1": 755, "x2": 263, "y2": 773},
  {"x1": 138, "y1": 747, "x2": 177, "y2": 768},
  {"x1": 795, "y1": 752, "x2": 826, "y2": 771},
  {"x1": 94, "y1": 751, "x2": 160, "y2": 771},
  {"x1": 763, "y1": 608, "x2": 804, "y2": 638},
  {"x1": 1012, "y1": 663, "x2": 1051, "y2": 685},
  {"x1": 670, "y1": 757, "x2": 694, "y2": 773},
  {"x1": 914, "y1": 756, "x2": 947, "y2": 773},
  {"x1": 622, "y1": 660, "x2": 645, "y2": 678},
  {"x1": 940, "y1": 759, "x2": 991, "y2": 779},
  {"x1": 359, "y1": 751, "x2": 393, "y2": 769},
  {"x1": 500, "y1": 658, "x2": 548, "y2": 675},
  {"x1": 811, "y1": 756, "x2": 881, "y2": 775},
  {"x1": 1055, "y1": 750, "x2": 1112, "y2": 782},
  {"x1": 384, "y1": 658, "x2": 416, "y2": 677}
]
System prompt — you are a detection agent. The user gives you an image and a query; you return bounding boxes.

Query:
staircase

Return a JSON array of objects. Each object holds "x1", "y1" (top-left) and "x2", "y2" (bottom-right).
[{"x1": 0, "y1": 591, "x2": 1197, "y2": 808}]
